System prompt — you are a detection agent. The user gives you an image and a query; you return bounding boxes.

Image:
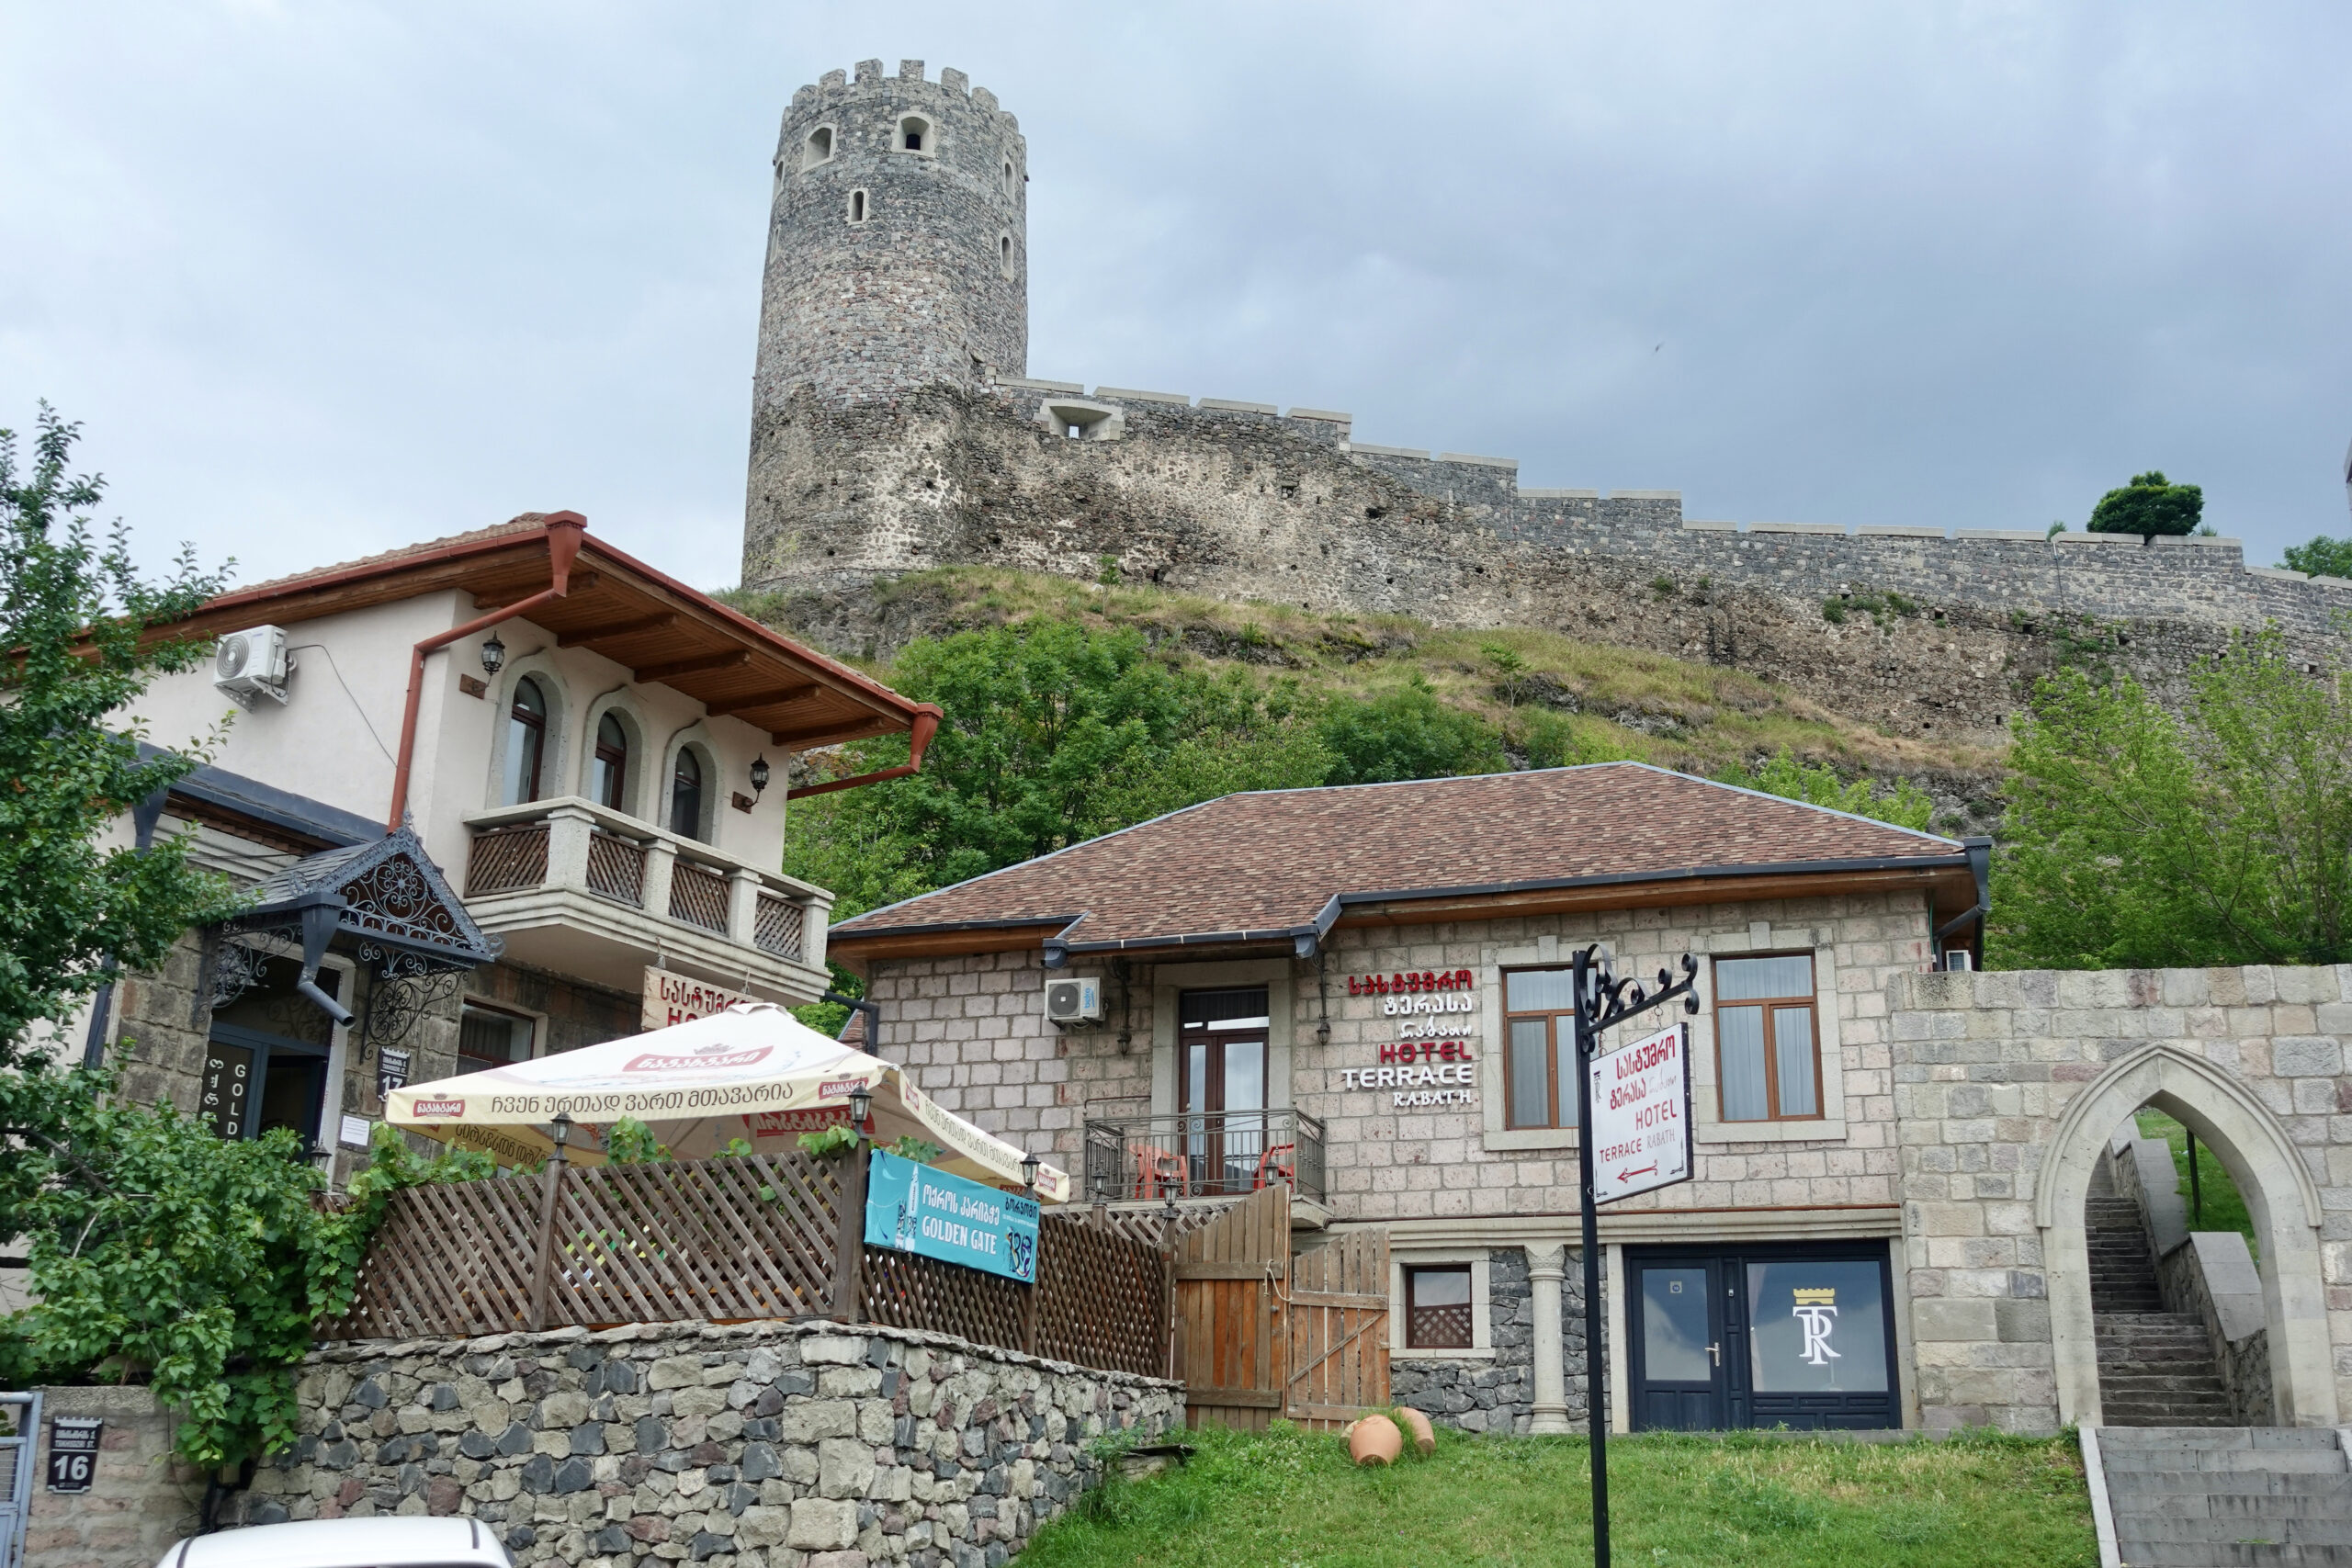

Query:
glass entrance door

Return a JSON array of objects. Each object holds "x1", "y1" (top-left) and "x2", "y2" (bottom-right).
[
  {"x1": 1630, "y1": 1259, "x2": 1725, "y2": 1429},
  {"x1": 1178, "y1": 987, "x2": 1269, "y2": 1195},
  {"x1": 1628, "y1": 1242, "x2": 1900, "y2": 1430}
]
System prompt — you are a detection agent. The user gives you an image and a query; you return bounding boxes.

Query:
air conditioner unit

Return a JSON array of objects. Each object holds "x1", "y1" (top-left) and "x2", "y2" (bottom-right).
[
  {"x1": 213, "y1": 625, "x2": 291, "y2": 705},
  {"x1": 1044, "y1": 976, "x2": 1103, "y2": 1025},
  {"x1": 1944, "y1": 950, "x2": 1974, "y2": 973}
]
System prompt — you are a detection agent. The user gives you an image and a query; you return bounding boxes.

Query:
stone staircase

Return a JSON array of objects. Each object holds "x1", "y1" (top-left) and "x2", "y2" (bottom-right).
[
  {"x1": 2090, "y1": 1168, "x2": 2235, "y2": 1427},
  {"x1": 2098, "y1": 1427, "x2": 2352, "y2": 1566}
]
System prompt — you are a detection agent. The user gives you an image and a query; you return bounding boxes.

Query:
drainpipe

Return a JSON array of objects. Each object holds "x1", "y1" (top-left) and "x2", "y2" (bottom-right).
[
  {"x1": 785, "y1": 707, "x2": 943, "y2": 800},
  {"x1": 1933, "y1": 836, "x2": 1995, "y2": 965},
  {"x1": 826, "y1": 990, "x2": 882, "y2": 1056},
  {"x1": 385, "y1": 514, "x2": 586, "y2": 832}
]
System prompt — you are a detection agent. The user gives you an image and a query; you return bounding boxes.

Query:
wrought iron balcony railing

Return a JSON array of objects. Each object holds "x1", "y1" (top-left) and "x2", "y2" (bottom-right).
[{"x1": 1081, "y1": 1107, "x2": 1326, "y2": 1206}]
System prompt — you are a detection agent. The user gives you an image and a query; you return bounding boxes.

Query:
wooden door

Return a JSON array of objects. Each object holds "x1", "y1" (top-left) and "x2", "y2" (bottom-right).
[
  {"x1": 1284, "y1": 1229, "x2": 1390, "y2": 1427},
  {"x1": 1172, "y1": 1185, "x2": 1290, "y2": 1430}
]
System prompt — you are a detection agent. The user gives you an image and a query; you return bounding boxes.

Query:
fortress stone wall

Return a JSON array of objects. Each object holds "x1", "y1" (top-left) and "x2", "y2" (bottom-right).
[{"x1": 741, "y1": 63, "x2": 2350, "y2": 690}]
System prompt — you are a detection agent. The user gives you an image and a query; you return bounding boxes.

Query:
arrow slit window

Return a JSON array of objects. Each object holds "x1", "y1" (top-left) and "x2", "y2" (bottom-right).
[
  {"x1": 1713, "y1": 954, "x2": 1820, "y2": 1122},
  {"x1": 1502, "y1": 967, "x2": 1577, "y2": 1129}
]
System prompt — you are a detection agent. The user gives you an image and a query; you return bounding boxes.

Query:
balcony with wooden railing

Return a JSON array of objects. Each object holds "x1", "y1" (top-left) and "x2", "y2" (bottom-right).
[{"x1": 462, "y1": 796, "x2": 832, "y2": 1003}]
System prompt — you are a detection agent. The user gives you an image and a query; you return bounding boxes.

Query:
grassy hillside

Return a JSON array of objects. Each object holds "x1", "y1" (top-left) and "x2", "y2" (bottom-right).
[
  {"x1": 1023, "y1": 1423, "x2": 2095, "y2": 1568},
  {"x1": 737, "y1": 567, "x2": 2007, "y2": 835}
]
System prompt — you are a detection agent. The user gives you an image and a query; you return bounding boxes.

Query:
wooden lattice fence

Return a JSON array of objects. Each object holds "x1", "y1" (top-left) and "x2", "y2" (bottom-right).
[{"x1": 321, "y1": 1150, "x2": 1167, "y2": 1378}]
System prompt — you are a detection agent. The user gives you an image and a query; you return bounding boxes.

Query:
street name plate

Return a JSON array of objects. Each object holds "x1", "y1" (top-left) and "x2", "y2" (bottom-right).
[{"x1": 1588, "y1": 1021, "x2": 1693, "y2": 1205}]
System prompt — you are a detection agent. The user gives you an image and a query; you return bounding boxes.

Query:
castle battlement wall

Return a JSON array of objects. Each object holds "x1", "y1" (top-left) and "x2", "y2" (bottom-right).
[{"x1": 741, "y1": 64, "x2": 2347, "y2": 694}]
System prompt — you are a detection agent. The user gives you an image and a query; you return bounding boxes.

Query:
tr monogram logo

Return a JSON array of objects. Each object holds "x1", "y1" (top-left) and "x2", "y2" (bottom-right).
[{"x1": 1792, "y1": 1286, "x2": 1841, "y2": 1367}]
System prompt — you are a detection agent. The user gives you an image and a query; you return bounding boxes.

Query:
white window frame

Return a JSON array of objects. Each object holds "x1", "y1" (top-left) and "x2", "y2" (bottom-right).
[{"x1": 1389, "y1": 1248, "x2": 1492, "y2": 1361}]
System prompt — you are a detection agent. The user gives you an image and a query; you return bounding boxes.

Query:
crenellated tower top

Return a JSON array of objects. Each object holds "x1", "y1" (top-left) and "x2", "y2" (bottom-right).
[{"x1": 750, "y1": 58, "x2": 1028, "y2": 411}]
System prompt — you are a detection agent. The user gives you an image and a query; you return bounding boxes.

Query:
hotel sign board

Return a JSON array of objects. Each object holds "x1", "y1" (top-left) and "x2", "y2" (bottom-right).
[
  {"x1": 1588, "y1": 1021, "x2": 1692, "y2": 1205},
  {"x1": 641, "y1": 967, "x2": 760, "y2": 1032}
]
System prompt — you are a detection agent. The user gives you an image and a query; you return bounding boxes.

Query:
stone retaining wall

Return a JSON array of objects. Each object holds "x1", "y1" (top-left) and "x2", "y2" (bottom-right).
[{"x1": 235, "y1": 1321, "x2": 1182, "y2": 1568}]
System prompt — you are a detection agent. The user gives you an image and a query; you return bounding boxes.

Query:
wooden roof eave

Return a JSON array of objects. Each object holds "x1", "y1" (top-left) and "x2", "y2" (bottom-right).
[{"x1": 138, "y1": 521, "x2": 928, "y2": 746}]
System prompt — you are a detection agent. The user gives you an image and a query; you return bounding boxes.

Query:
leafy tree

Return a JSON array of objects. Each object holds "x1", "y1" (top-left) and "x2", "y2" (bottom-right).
[
  {"x1": 1, "y1": 406, "x2": 239, "y2": 1058},
  {"x1": 2282, "y1": 534, "x2": 2352, "y2": 580},
  {"x1": 1316, "y1": 676, "x2": 1507, "y2": 785},
  {"x1": 1991, "y1": 628, "x2": 2352, "y2": 968},
  {"x1": 0, "y1": 1070, "x2": 490, "y2": 1468},
  {"x1": 2086, "y1": 470, "x2": 2203, "y2": 537},
  {"x1": 785, "y1": 620, "x2": 1315, "y2": 919},
  {"x1": 1716, "y1": 747, "x2": 1936, "y2": 832}
]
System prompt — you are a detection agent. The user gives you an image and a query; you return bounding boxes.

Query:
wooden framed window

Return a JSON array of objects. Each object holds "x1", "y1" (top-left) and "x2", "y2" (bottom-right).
[
  {"x1": 669, "y1": 749, "x2": 705, "y2": 840},
  {"x1": 458, "y1": 1004, "x2": 536, "y2": 1077},
  {"x1": 1405, "y1": 1265, "x2": 1474, "y2": 1349},
  {"x1": 1713, "y1": 954, "x2": 1820, "y2": 1122},
  {"x1": 590, "y1": 713, "x2": 629, "y2": 811},
  {"x1": 1502, "y1": 967, "x2": 1578, "y2": 1130},
  {"x1": 503, "y1": 676, "x2": 548, "y2": 805}
]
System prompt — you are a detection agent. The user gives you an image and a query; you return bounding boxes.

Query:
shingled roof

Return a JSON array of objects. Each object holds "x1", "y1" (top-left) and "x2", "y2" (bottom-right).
[{"x1": 828, "y1": 763, "x2": 1984, "y2": 962}]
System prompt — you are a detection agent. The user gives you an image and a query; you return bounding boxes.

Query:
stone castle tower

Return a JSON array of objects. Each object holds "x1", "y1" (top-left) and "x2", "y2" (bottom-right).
[
  {"x1": 738, "y1": 59, "x2": 2348, "y2": 727},
  {"x1": 750, "y1": 59, "x2": 1027, "y2": 409}
]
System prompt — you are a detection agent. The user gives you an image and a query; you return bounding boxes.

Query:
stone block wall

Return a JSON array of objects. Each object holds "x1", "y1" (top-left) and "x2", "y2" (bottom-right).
[
  {"x1": 863, "y1": 892, "x2": 1925, "y2": 1227},
  {"x1": 1891, "y1": 964, "x2": 2352, "y2": 1433},
  {"x1": 741, "y1": 382, "x2": 2351, "y2": 705},
  {"x1": 1390, "y1": 1247, "x2": 1598, "y2": 1432},
  {"x1": 26, "y1": 1385, "x2": 201, "y2": 1568},
  {"x1": 235, "y1": 1320, "x2": 1182, "y2": 1568}
]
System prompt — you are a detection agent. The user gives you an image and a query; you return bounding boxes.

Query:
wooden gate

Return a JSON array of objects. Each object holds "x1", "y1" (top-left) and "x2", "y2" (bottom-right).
[
  {"x1": 1171, "y1": 1188, "x2": 1390, "y2": 1430},
  {"x1": 1283, "y1": 1228, "x2": 1390, "y2": 1428},
  {"x1": 1172, "y1": 1185, "x2": 1290, "y2": 1429}
]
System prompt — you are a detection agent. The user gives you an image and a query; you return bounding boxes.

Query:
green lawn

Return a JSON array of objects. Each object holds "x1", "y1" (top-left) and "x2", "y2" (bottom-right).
[
  {"x1": 1023, "y1": 1423, "x2": 2097, "y2": 1568},
  {"x1": 2136, "y1": 1109, "x2": 2259, "y2": 1258}
]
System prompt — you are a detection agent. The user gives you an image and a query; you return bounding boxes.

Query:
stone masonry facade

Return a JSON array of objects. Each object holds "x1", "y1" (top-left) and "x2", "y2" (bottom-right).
[
  {"x1": 237, "y1": 1320, "x2": 1182, "y2": 1568},
  {"x1": 860, "y1": 890, "x2": 1927, "y2": 1225},
  {"x1": 1390, "y1": 1247, "x2": 1600, "y2": 1433},
  {"x1": 25, "y1": 1386, "x2": 200, "y2": 1568},
  {"x1": 1891, "y1": 964, "x2": 2352, "y2": 1432}
]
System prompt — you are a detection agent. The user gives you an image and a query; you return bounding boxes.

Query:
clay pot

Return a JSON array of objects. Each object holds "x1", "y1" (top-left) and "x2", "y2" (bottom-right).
[
  {"x1": 1347, "y1": 1414, "x2": 1403, "y2": 1467},
  {"x1": 1395, "y1": 1405, "x2": 1435, "y2": 1458}
]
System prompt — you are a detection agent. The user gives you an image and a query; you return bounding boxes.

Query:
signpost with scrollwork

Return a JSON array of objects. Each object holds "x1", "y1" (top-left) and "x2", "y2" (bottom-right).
[{"x1": 1570, "y1": 945, "x2": 1700, "y2": 1568}]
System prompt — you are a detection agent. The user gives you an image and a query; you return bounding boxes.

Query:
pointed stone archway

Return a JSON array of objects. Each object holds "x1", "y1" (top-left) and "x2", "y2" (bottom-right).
[{"x1": 2032, "y1": 1043, "x2": 2335, "y2": 1427}]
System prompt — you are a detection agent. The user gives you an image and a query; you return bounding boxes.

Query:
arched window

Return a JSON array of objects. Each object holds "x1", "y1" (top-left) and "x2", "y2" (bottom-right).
[
  {"x1": 1002, "y1": 160, "x2": 1015, "y2": 197},
  {"x1": 503, "y1": 677, "x2": 548, "y2": 805},
  {"x1": 848, "y1": 188, "x2": 868, "y2": 224},
  {"x1": 802, "y1": 126, "x2": 834, "y2": 169},
  {"x1": 669, "y1": 749, "x2": 705, "y2": 840},
  {"x1": 897, "y1": 115, "x2": 933, "y2": 154},
  {"x1": 590, "y1": 712, "x2": 628, "y2": 811},
  {"x1": 999, "y1": 234, "x2": 1013, "y2": 278}
]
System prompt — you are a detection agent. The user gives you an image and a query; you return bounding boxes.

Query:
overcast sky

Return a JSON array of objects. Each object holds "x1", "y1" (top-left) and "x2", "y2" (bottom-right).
[{"x1": 5, "y1": 3, "x2": 2348, "y2": 594}]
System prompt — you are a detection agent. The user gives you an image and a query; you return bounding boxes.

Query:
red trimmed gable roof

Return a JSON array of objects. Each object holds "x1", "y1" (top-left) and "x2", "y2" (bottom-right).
[{"x1": 830, "y1": 763, "x2": 1977, "y2": 957}]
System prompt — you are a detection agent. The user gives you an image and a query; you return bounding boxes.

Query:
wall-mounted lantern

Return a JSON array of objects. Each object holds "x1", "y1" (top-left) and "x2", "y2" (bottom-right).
[{"x1": 480, "y1": 633, "x2": 506, "y2": 676}]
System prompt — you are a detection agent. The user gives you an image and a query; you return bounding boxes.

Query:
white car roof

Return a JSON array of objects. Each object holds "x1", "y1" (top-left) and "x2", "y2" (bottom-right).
[{"x1": 155, "y1": 1517, "x2": 512, "y2": 1568}]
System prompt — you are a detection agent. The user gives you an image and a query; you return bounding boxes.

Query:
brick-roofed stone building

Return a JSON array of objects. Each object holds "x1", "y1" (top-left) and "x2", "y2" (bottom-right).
[{"x1": 825, "y1": 764, "x2": 2352, "y2": 1439}]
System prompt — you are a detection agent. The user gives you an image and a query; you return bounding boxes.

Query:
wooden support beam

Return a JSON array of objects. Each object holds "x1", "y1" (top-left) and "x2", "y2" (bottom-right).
[
  {"x1": 768, "y1": 720, "x2": 886, "y2": 750},
  {"x1": 559, "y1": 612, "x2": 677, "y2": 648},
  {"x1": 832, "y1": 1146, "x2": 869, "y2": 1323},
  {"x1": 472, "y1": 570, "x2": 600, "y2": 614},
  {"x1": 635, "y1": 649, "x2": 751, "y2": 682},
  {"x1": 704, "y1": 683, "x2": 819, "y2": 718}
]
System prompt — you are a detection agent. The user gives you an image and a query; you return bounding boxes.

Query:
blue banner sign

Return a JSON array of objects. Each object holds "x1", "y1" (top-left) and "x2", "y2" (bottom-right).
[{"x1": 864, "y1": 1150, "x2": 1040, "y2": 1283}]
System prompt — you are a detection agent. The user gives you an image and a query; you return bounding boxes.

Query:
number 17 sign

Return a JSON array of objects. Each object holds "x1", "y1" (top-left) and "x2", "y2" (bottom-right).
[{"x1": 1588, "y1": 1022, "x2": 1692, "y2": 1204}]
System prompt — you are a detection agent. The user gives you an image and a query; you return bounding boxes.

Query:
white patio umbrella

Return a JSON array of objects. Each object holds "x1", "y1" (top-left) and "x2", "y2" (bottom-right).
[{"x1": 384, "y1": 1002, "x2": 1070, "y2": 1201}]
